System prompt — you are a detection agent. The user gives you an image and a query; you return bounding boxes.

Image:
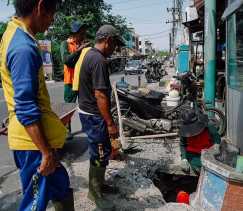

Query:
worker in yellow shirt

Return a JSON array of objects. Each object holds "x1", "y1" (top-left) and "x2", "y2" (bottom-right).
[{"x1": 0, "y1": 0, "x2": 74, "y2": 210}]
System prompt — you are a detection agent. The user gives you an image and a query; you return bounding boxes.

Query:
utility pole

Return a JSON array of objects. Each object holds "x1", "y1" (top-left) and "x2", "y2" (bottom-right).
[
  {"x1": 169, "y1": 33, "x2": 172, "y2": 54},
  {"x1": 204, "y1": 0, "x2": 216, "y2": 107},
  {"x1": 166, "y1": 0, "x2": 183, "y2": 57},
  {"x1": 172, "y1": 0, "x2": 176, "y2": 53}
]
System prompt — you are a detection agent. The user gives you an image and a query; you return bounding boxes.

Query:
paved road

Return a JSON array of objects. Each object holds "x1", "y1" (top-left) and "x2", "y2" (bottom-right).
[{"x1": 0, "y1": 81, "x2": 68, "y2": 210}]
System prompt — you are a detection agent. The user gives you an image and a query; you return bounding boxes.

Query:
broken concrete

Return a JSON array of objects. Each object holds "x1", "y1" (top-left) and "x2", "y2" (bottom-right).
[
  {"x1": 0, "y1": 132, "x2": 196, "y2": 211},
  {"x1": 46, "y1": 136, "x2": 195, "y2": 211},
  {"x1": 1, "y1": 67, "x2": 197, "y2": 211}
]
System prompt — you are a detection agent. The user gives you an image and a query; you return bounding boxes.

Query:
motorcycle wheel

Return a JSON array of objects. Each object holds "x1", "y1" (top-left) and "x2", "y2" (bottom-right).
[
  {"x1": 111, "y1": 106, "x2": 135, "y2": 135},
  {"x1": 204, "y1": 107, "x2": 226, "y2": 137}
]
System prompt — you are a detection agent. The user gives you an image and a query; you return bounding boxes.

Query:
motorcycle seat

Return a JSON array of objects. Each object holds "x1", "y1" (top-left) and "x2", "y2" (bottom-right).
[{"x1": 129, "y1": 89, "x2": 165, "y2": 105}]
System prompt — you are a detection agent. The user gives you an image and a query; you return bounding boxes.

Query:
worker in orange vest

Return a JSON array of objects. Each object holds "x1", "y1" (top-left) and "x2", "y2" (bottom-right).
[{"x1": 60, "y1": 21, "x2": 90, "y2": 103}]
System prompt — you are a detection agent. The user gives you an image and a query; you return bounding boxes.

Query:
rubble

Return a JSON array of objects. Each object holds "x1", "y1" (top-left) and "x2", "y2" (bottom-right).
[
  {"x1": 1, "y1": 67, "x2": 198, "y2": 211},
  {"x1": 47, "y1": 136, "x2": 196, "y2": 211}
]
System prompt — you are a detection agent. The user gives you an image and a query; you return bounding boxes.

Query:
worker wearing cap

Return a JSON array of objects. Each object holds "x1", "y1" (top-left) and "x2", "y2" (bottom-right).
[
  {"x1": 73, "y1": 25, "x2": 124, "y2": 210},
  {"x1": 179, "y1": 110, "x2": 221, "y2": 174},
  {"x1": 60, "y1": 20, "x2": 89, "y2": 103}
]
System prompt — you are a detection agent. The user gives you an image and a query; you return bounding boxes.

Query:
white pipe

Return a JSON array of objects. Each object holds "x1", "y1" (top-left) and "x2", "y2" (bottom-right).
[
  {"x1": 112, "y1": 83, "x2": 127, "y2": 148},
  {"x1": 128, "y1": 133, "x2": 178, "y2": 140}
]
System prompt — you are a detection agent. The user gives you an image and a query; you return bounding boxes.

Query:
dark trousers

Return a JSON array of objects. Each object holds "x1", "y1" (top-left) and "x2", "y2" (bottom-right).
[
  {"x1": 79, "y1": 113, "x2": 111, "y2": 167},
  {"x1": 64, "y1": 84, "x2": 77, "y2": 103},
  {"x1": 13, "y1": 151, "x2": 71, "y2": 211}
]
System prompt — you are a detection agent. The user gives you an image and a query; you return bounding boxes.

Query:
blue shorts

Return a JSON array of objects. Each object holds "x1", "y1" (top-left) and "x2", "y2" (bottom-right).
[
  {"x1": 79, "y1": 113, "x2": 111, "y2": 167},
  {"x1": 13, "y1": 151, "x2": 71, "y2": 211}
]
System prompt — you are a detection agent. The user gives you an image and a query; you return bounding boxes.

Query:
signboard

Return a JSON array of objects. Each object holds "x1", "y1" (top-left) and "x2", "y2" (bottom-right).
[{"x1": 38, "y1": 40, "x2": 53, "y2": 79}]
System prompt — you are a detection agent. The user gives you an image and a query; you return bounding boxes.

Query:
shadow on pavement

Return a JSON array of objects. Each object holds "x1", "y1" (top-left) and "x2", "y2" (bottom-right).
[
  {"x1": 61, "y1": 136, "x2": 89, "y2": 162},
  {"x1": 0, "y1": 190, "x2": 22, "y2": 211},
  {"x1": 61, "y1": 136, "x2": 90, "y2": 192}
]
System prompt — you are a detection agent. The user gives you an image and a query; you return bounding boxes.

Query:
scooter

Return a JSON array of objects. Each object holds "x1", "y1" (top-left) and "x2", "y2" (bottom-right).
[
  {"x1": 145, "y1": 61, "x2": 167, "y2": 83},
  {"x1": 112, "y1": 72, "x2": 226, "y2": 137},
  {"x1": 111, "y1": 87, "x2": 182, "y2": 136}
]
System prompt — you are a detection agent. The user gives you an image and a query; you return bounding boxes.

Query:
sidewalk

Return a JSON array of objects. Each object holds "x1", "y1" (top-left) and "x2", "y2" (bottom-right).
[
  {"x1": 49, "y1": 65, "x2": 194, "y2": 210},
  {"x1": 47, "y1": 111, "x2": 192, "y2": 211},
  {"x1": 0, "y1": 67, "x2": 196, "y2": 210}
]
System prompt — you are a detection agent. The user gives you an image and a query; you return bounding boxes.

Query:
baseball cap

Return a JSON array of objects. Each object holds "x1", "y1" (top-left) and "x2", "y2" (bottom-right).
[
  {"x1": 71, "y1": 21, "x2": 88, "y2": 33},
  {"x1": 96, "y1": 25, "x2": 125, "y2": 46}
]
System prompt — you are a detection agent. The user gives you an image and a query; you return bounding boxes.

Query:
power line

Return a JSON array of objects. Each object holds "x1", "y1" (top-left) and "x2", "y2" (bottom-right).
[
  {"x1": 145, "y1": 33, "x2": 170, "y2": 38},
  {"x1": 167, "y1": 0, "x2": 183, "y2": 54},
  {"x1": 118, "y1": 2, "x2": 163, "y2": 12},
  {"x1": 126, "y1": 14, "x2": 169, "y2": 24},
  {"x1": 111, "y1": 0, "x2": 160, "y2": 5},
  {"x1": 140, "y1": 29, "x2": 170, "y2": 37},
  {"x1": 124, "y1": 15, "x2": 159, "y2": 23},
  {"x1": 142, "y1": 33, "x2": 168, "y2": 40},
  {"x1": 149, "y1": 35, "x2": 169, "y2": 40},
  {"x1": 134, "y1": 23, "x2": 164, "y2": 25},
  {"x1": 110, "y1": 0, "x2": 141, "y2": 5}
]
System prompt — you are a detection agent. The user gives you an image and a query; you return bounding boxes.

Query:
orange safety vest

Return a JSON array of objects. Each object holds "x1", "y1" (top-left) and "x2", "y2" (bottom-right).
[{"x1": 64, "y1": 38, "x2": 79, "y2": 84}]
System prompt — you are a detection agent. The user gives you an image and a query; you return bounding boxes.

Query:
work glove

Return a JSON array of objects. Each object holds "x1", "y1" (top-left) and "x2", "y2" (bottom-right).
[
  {"x1": 180, "y1": 159, "x2": 190, "y2": 172},
  {"x1": 111, "y1": 138, "x2": 122, "y2": 151},
  {"x1": 110, "y1": 139, "x2": 122, "y2": 160}
]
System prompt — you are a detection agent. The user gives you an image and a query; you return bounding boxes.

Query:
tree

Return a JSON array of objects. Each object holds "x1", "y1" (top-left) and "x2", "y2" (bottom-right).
[
  {"x1": 0, "y1": 22, "x2": 7, "y2": 87},
  {"x1": 47, "y1": 0, "x2": 128, "y2": 41},
  {"x1": 3, "y1": 0, "x2": 129, "y2": 81},
  {"x1": 45, "y1": 0, "x2": 129, "y2": 81},
  {"x1": 158, "y1": 51, "x2": 169, "y2": 57}
]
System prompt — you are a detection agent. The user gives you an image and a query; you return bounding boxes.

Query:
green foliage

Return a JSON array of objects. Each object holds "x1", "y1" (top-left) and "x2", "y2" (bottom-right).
[
  {"x1": 0, "y1": 22, "x2": 6, "y2": 85},
  {"x1": 47, "y1": 0, "x2": 128, "y2": 41},
  {"x1": 51, "y1": 41, "x2": 63, "y2": 81},
  {"x1": 2, "y1": 0, "x2": 129, "y2": 81},
  {"x1": 46, "y1": 0, "x2": 129, "y2": 81},
  {"x1": 0, "y1": 22, "x2": 7, "y2": 38},
  {"x1": 157, "y1": 51, "x2": 169, "y2": 57}
]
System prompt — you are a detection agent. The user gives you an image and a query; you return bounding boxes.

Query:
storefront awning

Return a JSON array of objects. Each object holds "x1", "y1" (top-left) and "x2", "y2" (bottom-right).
[
  {"x1": 222, "y1": 0, "x2": 243, "y2": 20},
  {"x1": 182, "y1": 19, "x2": 202, "y2": 33}
]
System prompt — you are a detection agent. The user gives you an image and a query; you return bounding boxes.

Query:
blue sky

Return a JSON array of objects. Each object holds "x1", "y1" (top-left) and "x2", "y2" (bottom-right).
[
  {"x1": 0, "y1": 0, "x2": 14, "y2": 21},
  {"x1": 0, "y1": 0, "x2": 189, "y2": 50},
  {"x1": 105, "y1": 0, "x2": 174, "y2": 50}
]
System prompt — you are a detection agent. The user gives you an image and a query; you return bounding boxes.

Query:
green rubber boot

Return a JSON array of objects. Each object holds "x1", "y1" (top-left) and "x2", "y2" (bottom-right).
[
  {"x1": 100, "y1": 167, "x2": 119, "y2": 194},
  {"x1": 88, "y1": 164, "x2": 115, "y2": 210},
  {"x1": 53, "y1": 188, "x2": 75, "y2": 211}
]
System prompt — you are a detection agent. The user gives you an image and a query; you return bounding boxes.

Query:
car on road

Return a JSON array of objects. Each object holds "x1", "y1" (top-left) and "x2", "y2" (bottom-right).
[{"x1": 125, "y1": 60, "x2": 143, "y2": 75}]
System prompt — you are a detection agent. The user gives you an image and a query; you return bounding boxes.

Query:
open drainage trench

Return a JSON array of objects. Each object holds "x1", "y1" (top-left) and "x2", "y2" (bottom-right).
[
  {"x1": 152, "y1": 170, "x2": 199, "y2": 203},
  {"x1": 124, "y1": 138, "x2": 200, "y2": 204},
  {"x1": 125, "y1": 154, "x2": 199, "y2": 203},
  {"x1": 149, "y1": 140, "x2": 240, "y2": 204}
]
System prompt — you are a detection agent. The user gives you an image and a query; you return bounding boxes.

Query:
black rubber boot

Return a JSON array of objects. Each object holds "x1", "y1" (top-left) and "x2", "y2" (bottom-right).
[
  {"x1": 88, "y1": 164, "x2": 115, "y2": 210},
  {"x1": 53, "y1": 188, "x2": 75, "y2": 211},
  {"x1": 100, "y1": 168, "x2": 119, "y2": 194}
]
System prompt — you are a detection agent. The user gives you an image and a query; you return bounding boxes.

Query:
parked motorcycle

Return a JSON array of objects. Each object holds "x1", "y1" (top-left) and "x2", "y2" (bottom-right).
[
  {"x1": 173, "y1": 72, "x2": 226, "y2": 136},
  {"x1": 145, "y1": 60, "x2": 167, "y2": 83},
  {"x1": 111, "y1": 87, "x2": 183, "y2": 136},
  {"x1": 112, "y1": 72, "x2": 226, "y2": 137}
]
